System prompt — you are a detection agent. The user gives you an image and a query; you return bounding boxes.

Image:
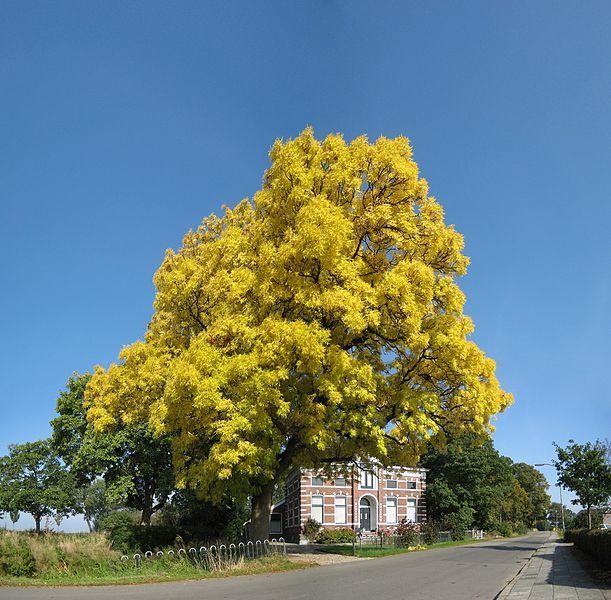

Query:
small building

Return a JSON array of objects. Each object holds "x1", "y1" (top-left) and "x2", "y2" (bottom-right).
[{"x1": 270, "y1": 463, "x2": 427, "y2": 543}]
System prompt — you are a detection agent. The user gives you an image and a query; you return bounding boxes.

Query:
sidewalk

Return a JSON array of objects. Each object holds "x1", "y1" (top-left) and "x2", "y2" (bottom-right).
[{"x1": 498, "y1": 533, "x2": 610, "y2": 600}]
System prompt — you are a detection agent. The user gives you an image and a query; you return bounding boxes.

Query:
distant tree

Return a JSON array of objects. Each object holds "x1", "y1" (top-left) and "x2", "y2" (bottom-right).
[
  {"x1": 80, "y1": 479, "x2": 111, "y2": 532},
  {"x1": 553, "y1": 439, "x2": 611, "y2": 529},
  {"x1": 501, "y1": 480, "x2": 531, "y2": 530},
  {"x1": 573, "y1": 507, "x2": 605, "y2": 529},
  {"x1": 0, "y1": 440, "x2": 77, "y2": 533},
  {"x1": 422, "y1": 434, "x2": 517, "y2": 531},
  {"x1": 512, "y1": 463, "x2": 551, "y2": 526},
  {"x1": 603, "y1": 438, "x2": 611, "y2": 465},
  {"x1": 548, "y1": 501, "x2": 576, "y2": 529},
  {"x1": 9, "y1": 509, "x2": 19, "y2": 527},
  {"x1": 51, "y1": 373, "x2": 174, "y2": 525}
]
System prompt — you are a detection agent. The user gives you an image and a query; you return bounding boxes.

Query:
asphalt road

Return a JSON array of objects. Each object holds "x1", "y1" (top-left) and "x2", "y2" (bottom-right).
[{"x1": 0, "y1": 532, "x2": 549, "y2": 600}]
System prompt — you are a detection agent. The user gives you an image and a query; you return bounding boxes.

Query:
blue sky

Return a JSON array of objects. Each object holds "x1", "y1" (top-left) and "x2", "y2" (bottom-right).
[{"x1": 1, "y1": 1, "x2": 610, "y2": 529}]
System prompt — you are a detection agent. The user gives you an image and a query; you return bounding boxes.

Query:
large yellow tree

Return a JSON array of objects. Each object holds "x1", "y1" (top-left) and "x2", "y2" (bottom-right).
[{"x1": 86, "y1": 129, "x2": 511, "y2": 539}]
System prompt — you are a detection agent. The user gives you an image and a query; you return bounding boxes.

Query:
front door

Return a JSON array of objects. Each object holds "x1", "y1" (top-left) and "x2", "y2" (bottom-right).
[{"x1": 360, "y1": 506, "x2": 371, "y2": 530}]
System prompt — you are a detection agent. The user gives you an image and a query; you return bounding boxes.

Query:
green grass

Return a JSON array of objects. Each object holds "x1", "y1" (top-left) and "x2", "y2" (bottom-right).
[
  {"x1": 0, "y1": 555, "x2": 309, "y2": 587},
  {"x1": 0, "y1": 531, "x2": 311, "y2": 587},
  {"x1": 316, "y1": 535, "x2": 493, "y2": 558}
]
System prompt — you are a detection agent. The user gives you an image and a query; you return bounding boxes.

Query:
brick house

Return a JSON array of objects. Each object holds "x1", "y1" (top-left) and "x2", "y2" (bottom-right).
[{"x1": 270, "y1": 463, "x2": 427, "y2": 543}]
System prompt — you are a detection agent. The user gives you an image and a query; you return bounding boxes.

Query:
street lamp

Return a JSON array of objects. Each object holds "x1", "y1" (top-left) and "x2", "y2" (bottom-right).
[{"x1": 535, "y1": 463, "x2": 565, "y2": 531}]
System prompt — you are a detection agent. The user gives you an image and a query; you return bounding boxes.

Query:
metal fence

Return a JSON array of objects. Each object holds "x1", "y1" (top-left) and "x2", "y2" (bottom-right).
[
  {"x1": 357, "y1": 529, "x2": 485, "y2": 548},
  {"x1": 120, "y1": 537, "x2": 286, "y2": 570}
]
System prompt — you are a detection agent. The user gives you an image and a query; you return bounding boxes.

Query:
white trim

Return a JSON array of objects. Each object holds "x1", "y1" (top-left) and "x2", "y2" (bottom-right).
[
  {"x1": 334, "y1": 495, "x2": 347, "y2": 525},
  {"x1": 386, "y1": 497, "x2": 398, "y2": 525},
  {"x1": 311, "y1": 494, "x2": 324, "y2": 523},
  {"x1": 358, "y1": 494, "x2": 378, "y2": 530}
]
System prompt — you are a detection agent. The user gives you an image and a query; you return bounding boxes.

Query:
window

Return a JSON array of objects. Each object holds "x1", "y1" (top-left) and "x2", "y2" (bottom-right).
[
  {"x1": 311, "y1": 495, "x2": 324, "y2": 523},
  {"x1": 334, "y1": 496, "x2": 347, "y2": 524},
  {"x1": 406, "y1": 480, "x2": 417, "y2": 489},
  {"x1": 386, "y1": 479, "x2": 398, "y2": 488},
  {"x1": 334, "y1": 477, "x2": 346, "y2": 486},
  {"x1": 288, "y1": 500, "x2": 299, "y2": 527},
  {"x1": 270, "y1": 513, "x2": 282, "y2": 534},
  {"x1": 407, "y1": 498, "x2": 417, "y2": 522},
  {"x1": 386, "y1": 498, "x2": 398, "y2": 524},
  {"x1": 312, "y1": 476, "x2": 325, "y2": 486},
  {"x1": 360, "y1": 469, "x2": 374, "y2": 489}
]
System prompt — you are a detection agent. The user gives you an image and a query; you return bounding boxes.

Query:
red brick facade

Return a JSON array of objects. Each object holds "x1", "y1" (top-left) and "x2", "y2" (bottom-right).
[{"x1": 270, "y1": 464, "x2": 427, "y2": 543}]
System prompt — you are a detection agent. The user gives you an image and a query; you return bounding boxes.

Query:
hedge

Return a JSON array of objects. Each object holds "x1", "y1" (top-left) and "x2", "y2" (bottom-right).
[
  {"x1": 315, "y1": 527, "x2": 357, "y2": 544},
  {"x1": 564, "y1": 529, "x2": 611, "y2": 569}
]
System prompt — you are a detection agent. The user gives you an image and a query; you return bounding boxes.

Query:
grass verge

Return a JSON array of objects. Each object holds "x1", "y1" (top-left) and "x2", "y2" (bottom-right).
[
  {"x1": 0, "y1": 531, "x2": 312, "y2": 587},
  {"x1": 316, "y1": 535, "x2": 494, "y2": 558},
  {"x1": 0, "y1": 555, "x2": 309, "y2": 587}
]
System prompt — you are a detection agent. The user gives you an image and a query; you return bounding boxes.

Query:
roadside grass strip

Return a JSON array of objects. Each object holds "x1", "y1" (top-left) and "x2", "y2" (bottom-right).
[
  {"x1": 0, "y1": 555, "x2": 309, "y2": 587},
  {"x1": 316, "y1": 535, "x2": 498, "y2": 558},
  {"x1": 0, "y1": 531, "x2": 312, "y2": 587}
]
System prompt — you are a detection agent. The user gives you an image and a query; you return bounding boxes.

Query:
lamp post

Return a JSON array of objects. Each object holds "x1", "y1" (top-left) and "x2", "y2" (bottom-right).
[{"x1": 535, "y1": 463, "x2": 565, "y2": 531}]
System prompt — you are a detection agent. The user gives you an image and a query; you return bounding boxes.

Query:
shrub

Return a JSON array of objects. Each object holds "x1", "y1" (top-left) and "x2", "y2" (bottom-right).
[
  {"x1": 108, "y1": 524, "x2": 183, "y2": 553},
  {"x1": 315, "y1": 527, "x2": 356, "y2": 544},
  {"x1": 98, "y1": 509, "x2": 139, "y2": 531},
  {"x1": 419, "y1": 521, "x2": 440, "y2": 545},
  {"x1": 302, "y1": 518, "x2": 321, "y2": 543},
  {"x1": 0, "y1": 535, "x2": 36, "y2": 577},
  {"x1": 535, "y1": 520, "x2": 551, "y2": 531},
  {"x1": 565, "y1": 529, "x2": 611, "y2": 569},
  {"x1": 513, "y1": 524, "x2": 528, "y2": 535},
  {"x1": 496, "y1": 522, "x2": 513, "y2": 537},
  {"x1": 440, "y1": 510, "x2": 471, "y2": 541},
  {"x1": 395, "y1": 519, "x2": 419, "y2": 547}
]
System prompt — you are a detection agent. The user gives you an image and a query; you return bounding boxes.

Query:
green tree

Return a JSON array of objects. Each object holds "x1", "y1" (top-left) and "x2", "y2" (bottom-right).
[
  {"x1": 422, "y1": 434, "x2": 517, "y2": 531},
  {"x1": 547, "y1": 502, "x2": 575, "y2": 529},
  {"x1": 512, "y1": 463, "x2": 551, "y2": 526},
  {"x1": 80, "y1": 479, "x2": 111, "y2": 532},
  {"x1": 157, "y1": 489, "x2": 249, "y2": 541},
  {"x1": 500, "y1": 480, "x2": 530, "y2": 531},
  {"x1": 9, "y1": 509, "x2": 20, "y2": 527},
  {"x1": 0, "y1": 440, "x2": 77, "y2": 533},
  {"x1": 572, "y1": 507, "x2": 605, "y2": 529},
  {"x1": 51, "y1": 373, "x2": 175, "y2": 525},
  {"x1": 553, "y1": 440, "x2": 611, "y2": 529}
]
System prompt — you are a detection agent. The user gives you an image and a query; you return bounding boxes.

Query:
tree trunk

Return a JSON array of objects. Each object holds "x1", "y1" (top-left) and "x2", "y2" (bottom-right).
[
  {"x1": 35, "y1": 515, "x2": 41, "y2": 534},
  {"x1": 250, "y1": 482, "x2": 275, "y2": 542},
  {"x1": 140, "y1": 479, "x2": 155, "y2": 526},
  {"x1": 249, "y1": 438, "x2": 298, "y2": 541},
  {"x1": 141, "y1": 505, "x2": 153, "y2": 526},
  {"x1": 587, "y1": 505, "x2": 592, "y2": 529}
]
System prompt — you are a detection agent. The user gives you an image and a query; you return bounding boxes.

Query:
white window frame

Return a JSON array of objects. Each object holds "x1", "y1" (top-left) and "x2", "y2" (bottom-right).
[
  {"x1": 386, "y1": 479, "x2": 398, "y2": 489},
  {"x1": 386, "y1": 497, "x2": 398, "y2": 524},
  {"x1": 360, "y1": 469, "x2": 376, "y2": 489},
  {"x1": 406, "y1": 498, "x2": 417, "y2": 522},
  {"x1": 311, "y1": 495, "x2": 324, "y2": 523},
  {"x1": 334, "y1": 496, "x2": 347, "y2": 524}
]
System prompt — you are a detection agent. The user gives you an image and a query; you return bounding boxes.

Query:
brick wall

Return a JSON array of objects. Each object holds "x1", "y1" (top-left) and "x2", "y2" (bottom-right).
[{"x1": 271, "y1": 464, "x2": 427, "y2": 542}]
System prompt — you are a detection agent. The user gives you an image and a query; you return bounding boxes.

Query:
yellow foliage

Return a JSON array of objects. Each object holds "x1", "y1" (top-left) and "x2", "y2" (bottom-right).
[{"x1": 86, "y1": 128, "x2": 512, "y2": 500}]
